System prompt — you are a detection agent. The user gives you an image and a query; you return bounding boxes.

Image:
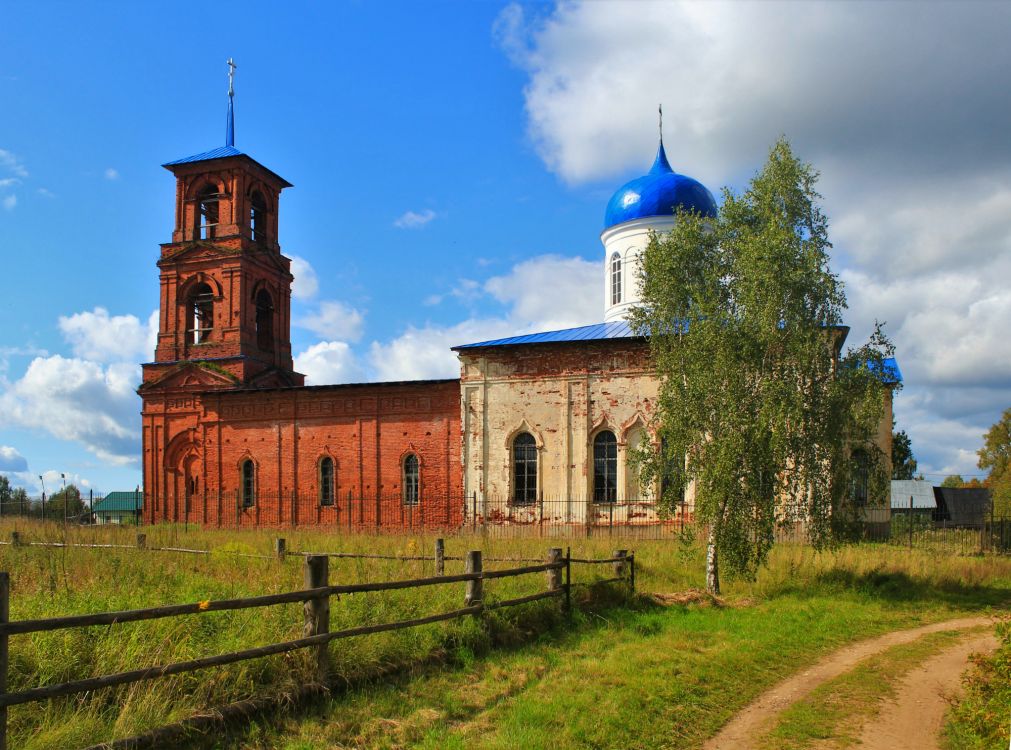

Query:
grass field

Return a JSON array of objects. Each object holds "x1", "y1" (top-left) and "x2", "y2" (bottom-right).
[{"x1": 0, "y1": 519, "x2": 1009, "y2": 749}]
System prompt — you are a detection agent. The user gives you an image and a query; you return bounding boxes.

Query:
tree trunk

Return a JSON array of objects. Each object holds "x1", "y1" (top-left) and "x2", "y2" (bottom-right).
[{"x1": 706, "y1": 524, "x2": 720, "y2": 595}]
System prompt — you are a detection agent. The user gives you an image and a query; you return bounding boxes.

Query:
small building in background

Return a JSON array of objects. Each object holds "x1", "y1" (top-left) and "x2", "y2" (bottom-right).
[
  {"x1": 93, "y1": 492, "x2": 144, "y2": 525},
  {"x1": 890, "y1": 479, "x2": 936, "y2": 518},
  {"x1": 933, "y1": 487, "x2": 991, "y2": 527}
]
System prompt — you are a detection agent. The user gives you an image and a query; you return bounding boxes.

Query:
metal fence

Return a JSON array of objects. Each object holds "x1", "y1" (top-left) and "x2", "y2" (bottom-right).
[{"x1": 4, "y1": 490, "x2": 1009, "y2": 553}]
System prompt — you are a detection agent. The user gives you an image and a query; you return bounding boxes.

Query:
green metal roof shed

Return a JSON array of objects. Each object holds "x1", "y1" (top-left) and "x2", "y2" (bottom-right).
[{"x1": 93, "y1": 492, "x2": 143, "y2": 513}]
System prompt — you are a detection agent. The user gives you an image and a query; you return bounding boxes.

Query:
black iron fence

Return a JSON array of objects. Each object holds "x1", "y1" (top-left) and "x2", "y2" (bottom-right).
[{"x1": 4, "y1": 490, "x2": 1009, "y2": 553}]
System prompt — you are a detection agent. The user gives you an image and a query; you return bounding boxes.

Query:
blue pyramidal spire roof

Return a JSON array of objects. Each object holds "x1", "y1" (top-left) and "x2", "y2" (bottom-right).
[
  {"x1": 161, "y1": 59, "x2": 291, "y2": 187},
  {"x1": 225, "y1": 57, "x2": 235, "y2": 148}
]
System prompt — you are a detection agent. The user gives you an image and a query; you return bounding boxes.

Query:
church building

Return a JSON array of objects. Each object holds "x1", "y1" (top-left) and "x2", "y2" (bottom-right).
[{"x1": 139, "y1": 80, "x2": 895, "y2": 529}]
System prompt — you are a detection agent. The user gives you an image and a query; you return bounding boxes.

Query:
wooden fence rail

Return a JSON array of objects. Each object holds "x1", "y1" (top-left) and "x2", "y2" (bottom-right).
[{"x1": 0, "y1": 547, "x2": 633, "y2": 749}]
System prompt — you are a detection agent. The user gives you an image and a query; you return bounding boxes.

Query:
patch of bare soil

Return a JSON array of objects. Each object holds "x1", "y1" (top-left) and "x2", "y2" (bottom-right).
[
  {"x1": 704, "y1": 616, "x2": 995, "y2": 750},
  {"x1": 650, "y1": 590, "x2": 756, "y2": 608},
  {"x1": 854, "y1": 632, "x2": 997, "y2": 750}
]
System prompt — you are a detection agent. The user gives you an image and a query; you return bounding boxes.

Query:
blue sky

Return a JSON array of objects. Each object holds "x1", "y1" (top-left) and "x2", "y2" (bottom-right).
[{"x1": 2, "y1": 1, "x2": 1009, "y2": 493}]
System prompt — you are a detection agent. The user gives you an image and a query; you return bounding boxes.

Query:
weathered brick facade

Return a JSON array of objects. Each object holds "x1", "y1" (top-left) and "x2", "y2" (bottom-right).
[{"x1": 140, "y1": 150, "x2": 462, "y2": 529}]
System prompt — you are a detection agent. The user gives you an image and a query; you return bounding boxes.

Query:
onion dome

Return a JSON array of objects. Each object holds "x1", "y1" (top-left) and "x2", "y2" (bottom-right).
[{"x1": 603, "y1": 141, "x2": 717, "y2": 230}]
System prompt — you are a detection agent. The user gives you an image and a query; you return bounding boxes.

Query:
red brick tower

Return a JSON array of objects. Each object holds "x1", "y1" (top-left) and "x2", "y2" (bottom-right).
[{"x1": 140, "y1": 61, "x2": 303, "y2": 521}]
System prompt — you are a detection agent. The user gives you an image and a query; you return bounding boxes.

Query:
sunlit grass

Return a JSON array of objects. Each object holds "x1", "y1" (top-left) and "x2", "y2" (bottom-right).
[{"x1": 1, "y1": 519, "x2": 1009, "y2": 749}]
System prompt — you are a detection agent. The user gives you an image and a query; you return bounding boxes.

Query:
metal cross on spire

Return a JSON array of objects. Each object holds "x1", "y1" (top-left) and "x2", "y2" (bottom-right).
[
  {"x1": 225, "y1": 58, "x2": 236, "y2": 148},
  {"x1": 658, "y1": 103, "x2": 663, "y2": 144}
]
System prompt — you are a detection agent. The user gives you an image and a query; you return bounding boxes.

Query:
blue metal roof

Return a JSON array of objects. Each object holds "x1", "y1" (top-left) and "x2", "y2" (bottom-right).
[
  {"x1": 454, "y1": 321, "x2": 639, "y2": 350},
  {"x1": 878, "y1": 358, "x2": 903, "y2": 384},
  {"x1": 162, "y1": 145, "x2": 244, "y2": 167},
  {"x1": 604, "y1": 141, "x2": 717, "y2": 230}
]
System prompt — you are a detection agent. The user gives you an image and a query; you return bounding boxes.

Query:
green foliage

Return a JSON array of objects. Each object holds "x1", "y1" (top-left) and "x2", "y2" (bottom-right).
[
  {"x1": 942, "y1": 474, "x2": 966, "y2": 489},
  {"x1": 630, "y1": 138, "x2": 894, "y2": 591},
  {"x1": 945, "y1": 618, "x2": 1011, "y2": 749},
  {"x1": 890, "y1": 512, "x2": 934, "y2": 536},
  {"x1": 891, "y1": 428, "x2": 918, "y2": 480},
  {"x1": 978, "y1": 408, "x2": 1011, "y2": 516}
]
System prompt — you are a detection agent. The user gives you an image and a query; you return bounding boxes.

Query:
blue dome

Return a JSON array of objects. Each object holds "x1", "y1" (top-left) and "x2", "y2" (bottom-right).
[{"x1": 604, "y1": 142, "x2": 717, "y2": 230}]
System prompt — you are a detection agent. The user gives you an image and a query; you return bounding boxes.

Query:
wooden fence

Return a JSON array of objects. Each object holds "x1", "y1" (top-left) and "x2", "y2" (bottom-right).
[{"x1": 0, "y1": 547, "x2": 634, "y2": 749}]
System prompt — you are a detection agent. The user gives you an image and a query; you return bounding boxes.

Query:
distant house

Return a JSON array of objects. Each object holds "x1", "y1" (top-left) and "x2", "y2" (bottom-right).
[
  {"x1": 92, "y1": 492, "x2": 143, "y2": 525},
  {"x1": 933, "y1": 487, "x2": 991, "y2": 527},
  {"x1": 890, "y1": 479, "x2": 936, "y2": 517}
]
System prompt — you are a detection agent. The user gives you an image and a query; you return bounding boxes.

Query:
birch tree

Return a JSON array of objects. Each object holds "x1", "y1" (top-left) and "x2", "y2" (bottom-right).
[{"x1": 631, "y1": 139, "x2": 893, "y2": 595}]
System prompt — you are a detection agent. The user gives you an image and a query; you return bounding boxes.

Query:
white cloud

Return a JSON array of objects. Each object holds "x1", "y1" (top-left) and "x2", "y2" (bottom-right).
[
  {"x1": 294, "y1": 341, "x2": 366, "y2": 385},
  {"x1": 495, "y1": 1, "x2": 1011, "y2": 477},
  {"x1": 0, "y1": 356, "x2": 140, "y2": 465},
  {"x1": 484, "y1": 254, "x2": 600, "y2": 330},
  {"x1": 497, "y1": 2, "x2": 1011, "y2": 185},
  {"x1": 104, "y1": 168, "x2": 119, "y2": 180},
  {"x1": 289, "y1": 255, "x2": 319, "y2": 300},
  {"x1": 393, "y1": 209, "x2": 438, "y2": 229},
  {"x1": 368, "y1": 254, "x2": 601, "y2": 381},
  {"x1": 58, "y1": 307, "x2": 157, "y2": 363},
  {"x1": 369, "y1": 319, "x2": 517, "y2": 381},
  {"x1": 36, "y1": 187, "x2": 55, "y2": 198},
  {"x1": 0, "y1": 178, "x2": 19, "y2": 188},
  {"x1": 296, "y1": 300, "x2": 365, "y2": 342},
  {"x1": 0, "y1": 446, "x2": 27, "y2": 472},
  {"x1": 2, "y1": 195, "x2": 15, "y2": 211},
  {"x1": 0, "y1": 149, "x2": 28, "y2": 178}
]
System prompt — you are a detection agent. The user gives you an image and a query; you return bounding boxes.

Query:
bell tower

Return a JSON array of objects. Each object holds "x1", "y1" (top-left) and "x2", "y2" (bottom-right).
[{"x1": 142, "y1": 60, "x2": 303, "y2": 390}]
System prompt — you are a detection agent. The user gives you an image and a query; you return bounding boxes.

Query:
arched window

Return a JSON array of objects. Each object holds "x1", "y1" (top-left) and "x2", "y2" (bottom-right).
[
  {"x1": 250, "y1": 190, "x2": 267, "y2": 242},
  {"x1": 188, "y1": 282, "x2": 214, "y2": 344},
  {"x1": 625, "y1": 428, "x2": 646, "y2": 501},
  {"x1": 255, "y1": 289, "x2": 274, "y2": 351},
  {"x1": 403, "y1": 454, "x2": 419, "y2": 506},
  {"x1": 240, "y1": 460, "x2": 256, "y2": 508},
  {"x1": 593, "y1": 431, "x2": 618, "y2": 504},
  {"x1": 197, "y1": 184, "x2": 219, "y2": 240},
  {"x1": 851, "y1": 449, "x2": 869, "y2": 506},
  {"x1": 319, "y1": 457, "x2": 335, "y2": 507},
  {"x1": 610, "y1": 252, "x2": 622, "y2": 306},
  {"x1": 512, "y1": 432, "x2": 537, "y2": 505}
]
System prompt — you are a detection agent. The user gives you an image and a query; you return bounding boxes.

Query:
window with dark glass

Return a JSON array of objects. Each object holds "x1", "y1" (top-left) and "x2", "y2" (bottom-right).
[
  {"x1": 250, "y1": 190, "x2": 267, "y2": 242},
  {"x1": 851, "y1": 449, "x2": 869, "y2": 506},
  {"x1": 189, "y1": 283, "x2": 214, "y2": 344},
  {"x1": 319, "y1": 457, "x2": 334, "y2": 506},
  {"x1": 255, "y1": 289, "x2": 274, "y2": 351},
  {"x1": 241, "y1": 460, "x2": 255, "y2": 507},
  {"x1": 403, "y1": 454, "x2": 419, "y2": 506},
  {"x1": 610, "y1": 253, "x2": 622, "y2": 306},
  {"x1": 197, "y1": 184, "x2": 219, "y2": 240},
  {"x1": 593, "y1": 431, "x2": 618, "y2": 504},
  {"x1": 512, "y1": 432, "x2": 537, "y2": 505}
]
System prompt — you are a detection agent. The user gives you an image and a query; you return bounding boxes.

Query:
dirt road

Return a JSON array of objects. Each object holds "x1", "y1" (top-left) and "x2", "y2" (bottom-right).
[{"x1": 704, "y1": 616, "x2": 995, "y2": 750}]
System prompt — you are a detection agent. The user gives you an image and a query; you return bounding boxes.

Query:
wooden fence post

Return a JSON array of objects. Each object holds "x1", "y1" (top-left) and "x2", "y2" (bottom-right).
[
  {"x1": 564, "y1": 546, "x2": 571, "y2": 613},
  {"x1": 546, "y1": 548, "x2": 562, "y2": 593},
  {"x1": 613, "y1": 549, "x2": 628, "y2": 579},
  {"x1": 274, "y1": 538, "x2": 287, "y2": 561},
  {"x1": 465, "y1": 550, "x2": 482, "y2": 606},
  {"x1": 136, "y1": 533, "x2": 146, "y2": 550},
  {"x1": 303, "y1": 555, "x2": 330, "y2": 684},
  {"x1": 435, "y1": 538, "x2": 445, "y2": 576},
  {"x1": 0, "y1": 571, "x2": 9, "y2": 750},
  {"x1": 8, "y1": 533, "x2": 18, "y2": 548}
]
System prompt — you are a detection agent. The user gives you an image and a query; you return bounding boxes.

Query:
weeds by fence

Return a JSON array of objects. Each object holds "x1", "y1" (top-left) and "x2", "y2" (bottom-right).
[
  {"x1": 5, "y1": 490, "x2": 1010, "y2": 555},
  {"x1": 0, "y1": 546, "x2": 633, "y2": 750}
]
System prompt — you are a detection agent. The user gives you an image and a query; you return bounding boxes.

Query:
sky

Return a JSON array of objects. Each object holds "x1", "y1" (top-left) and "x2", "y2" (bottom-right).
[{"x1": 0, "y1": 1, "x2": 1008, "y2": 494}]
